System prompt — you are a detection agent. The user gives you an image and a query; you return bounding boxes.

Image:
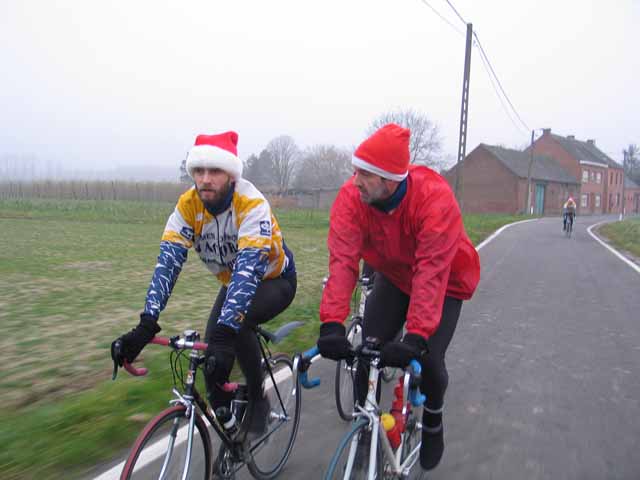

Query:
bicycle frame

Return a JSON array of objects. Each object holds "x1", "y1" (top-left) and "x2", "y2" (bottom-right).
[
  {"x1": 343, "y1": 356, "x2": 423, "y2": 479},
  {"x1": 119, "y1": 330, "x2": 260, "y2": 477}
]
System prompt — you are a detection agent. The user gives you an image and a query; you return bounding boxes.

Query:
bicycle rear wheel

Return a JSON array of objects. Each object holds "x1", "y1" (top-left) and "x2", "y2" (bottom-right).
[
  {"x1": 120, "y1": 405, "x2": 212, "y2": 480},
  {"x1": 324, "y1": 419, "x2": 382, "y2": 479},
  {"x1": 246, "y1": 353, "x2": 300, "y2": 480},
  {"x1": 335, "y1": 319, "x2": 362, "y2": 421}
]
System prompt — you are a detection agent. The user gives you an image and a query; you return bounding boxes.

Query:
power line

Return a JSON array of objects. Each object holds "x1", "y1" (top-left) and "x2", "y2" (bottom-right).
[
  {"x1": 473, "y1": 39, "x2": 529, "y2": 137},
  {"x1": 473, "y1": 31, "x2": 530, "y2": 133},
  {"x1": 417, "y1": 0, "x2": 465, "y2": 36},
  {"x1": 444, "y1": 0, "x2": 467, "y2": 25},
  {"x1": 416, "y1": 0, "x2": 531, "y2": 137}
]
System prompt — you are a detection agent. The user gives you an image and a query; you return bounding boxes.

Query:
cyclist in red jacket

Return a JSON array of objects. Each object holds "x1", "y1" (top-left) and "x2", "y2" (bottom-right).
[{"x1": 317, "y1": 123, "x2": 480, "y2": 471}]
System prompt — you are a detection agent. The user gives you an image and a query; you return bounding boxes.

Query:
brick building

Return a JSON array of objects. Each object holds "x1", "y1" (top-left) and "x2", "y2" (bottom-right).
[
  {"x1": 444, "y1": 144, "x2": 579, "y2": 214},
  {"x1": 624, "y1": 176, "x2": 640, "y2": 214},
  {"x1": 530, "y1": 129, "x2": 624, "y2": 215}
]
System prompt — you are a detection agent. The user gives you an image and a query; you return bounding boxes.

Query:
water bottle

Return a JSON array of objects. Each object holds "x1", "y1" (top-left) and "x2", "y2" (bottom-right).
[
  {"x1": 381, "y1": 413, "x2": 401, "y2": 450},
  {"x1": 384, "y1": 378, "x2": 407, "y2": 450},
  {"x1": 231, "y1": 384, "x2": 248, "y2": 422},
  {"x1": 215, "y1": 406, "x2": 238, "y2": 435}
]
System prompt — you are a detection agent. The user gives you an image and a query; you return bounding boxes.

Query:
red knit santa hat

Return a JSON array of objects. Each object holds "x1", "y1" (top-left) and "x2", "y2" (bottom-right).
[
  {"x1": 186, "y1": 131, "x2": 243, "y2": 180},
  {"x1": 352, "y1": 123, "x2": 410, "y2": 181}
]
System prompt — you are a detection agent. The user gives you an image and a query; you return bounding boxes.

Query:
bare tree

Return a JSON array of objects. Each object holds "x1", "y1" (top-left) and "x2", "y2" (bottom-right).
[
  {"x1": 179, "y1": 155, "x2": 191, "y2": 184},
  {"x1": 368, "y1": 108, "x2": 443, "y2": 168},
  {"x1": 294, "y1": 145, "x2": 352, "y2": 190},
  {"x1": 244, "y1": 150, "x2": 276, "y2": 188},
  {"x1": 265, "y1": 135, "x2": 299, "y2": 194},
  {"x1": 623, "y1": 144, "x2": 640, "y2": 184}
]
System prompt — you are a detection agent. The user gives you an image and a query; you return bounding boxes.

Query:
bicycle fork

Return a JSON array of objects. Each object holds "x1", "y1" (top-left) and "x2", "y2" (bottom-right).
[{"x1": 162, "y1": 345, "x2": 202, "y2": 480}]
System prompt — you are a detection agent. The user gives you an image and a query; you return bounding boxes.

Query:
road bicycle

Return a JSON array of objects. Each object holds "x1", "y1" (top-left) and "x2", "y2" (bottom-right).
[
  {"x1": 112, "y1": 321, "x2": 313, "y2": 480},
  {"x1": 325, "y1": 338, "x2": 426, "y2": 479},
  {"x1": 563, "y1": 212, "x2": 574, "y2": 238},
  {"x1": 565, "y1": 214, "x2": 574, "y2": 238},
  {"x1": 335, "y1": 275, "x2": 399, "y2": 421}
]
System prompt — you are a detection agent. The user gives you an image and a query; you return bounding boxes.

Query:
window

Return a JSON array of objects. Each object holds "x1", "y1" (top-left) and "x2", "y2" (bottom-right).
[
  {"x1": 582, "y1": 170, "x2": 589, "y2": 183},
  {"x1": 610, "y1": 172, "x2": 613, "y2": 185},
  {"x1": 596, "y1": 172, "x2": 602, "y2": 184},
  {"x1": 616, "y1": 193, "x2": 621, "y2": 206},
  {"x1": 590, "y1": 171, "x2": 596, "y2": 182},
  {"x1": 595, "y1": 194, "x2": 601, "y2": 207},
  {"x1": 581, "y1": 194, "x2": 588, "y2": 207}
]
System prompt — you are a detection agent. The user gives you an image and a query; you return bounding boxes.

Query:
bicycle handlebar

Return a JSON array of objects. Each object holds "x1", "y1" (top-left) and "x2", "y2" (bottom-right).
[
  {"x1": 294, "y1": 345, "x2": 321, "y2": 389},
  {"x1": 343, "y1": 342, "x2": 426, "y2": 407},
  {"x1": 115, "y1": 335, "x2": 208, "y2": 378},
  {"x1": 408, "y1": 359, "x2": 426, "y2": 407}
]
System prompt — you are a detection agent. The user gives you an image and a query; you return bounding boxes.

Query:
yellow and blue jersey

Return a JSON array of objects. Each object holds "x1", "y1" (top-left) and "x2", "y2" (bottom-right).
[{"x1": 143, "y1": 179, "x2": 294, "y2": 331}]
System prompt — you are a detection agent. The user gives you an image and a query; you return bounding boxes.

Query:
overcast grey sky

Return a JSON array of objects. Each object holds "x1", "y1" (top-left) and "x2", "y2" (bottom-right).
[{"x1": 1, "y1": 0, "x2": 639, "y2": 177}]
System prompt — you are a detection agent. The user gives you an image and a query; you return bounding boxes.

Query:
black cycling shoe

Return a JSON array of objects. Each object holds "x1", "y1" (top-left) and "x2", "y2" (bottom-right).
[{"x1": 420, "y1": 411, "x2": 444, "y2": 471}]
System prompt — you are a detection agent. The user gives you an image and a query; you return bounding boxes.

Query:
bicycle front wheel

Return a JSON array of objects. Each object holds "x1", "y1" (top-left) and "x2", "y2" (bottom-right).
[
  {"x1": 246, "y1": 353, "x2": 301, "y2": 480},
  {"x1": 400, "y1": 409, "x2": 426, "y2": 479},
  {"x1": 325, "y1": 419, "x2": 383, "y2": 480},
  {"x1": 335, "y1": 320, "x2": 362, "y2": 421},
  {"x1": 120, "y1": 405, "x2": 212, "y2": 480}
]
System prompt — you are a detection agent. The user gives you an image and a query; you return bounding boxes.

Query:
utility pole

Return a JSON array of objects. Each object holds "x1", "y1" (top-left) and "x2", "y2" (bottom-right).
[
  {"x1": 526, "y1": 130, "x2": 535, "y2": 215},
  {"x1": 454, "y1": 23, "x2": 473, "y2": 210}
]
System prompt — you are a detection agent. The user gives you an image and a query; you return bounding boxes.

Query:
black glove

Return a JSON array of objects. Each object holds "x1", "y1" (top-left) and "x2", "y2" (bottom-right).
[
  {"x1": 380, "y1": 333, "x2": 428, "y2": 369},
  {"x1": 111, "y1": 314, "x2": 161, "y2": 366},
  {"x1": 317, "y1": 322, "x2": 353, "y2": 361},
  {"x1": 204, "y1": 324, "x2": 237, "y2": 387}
]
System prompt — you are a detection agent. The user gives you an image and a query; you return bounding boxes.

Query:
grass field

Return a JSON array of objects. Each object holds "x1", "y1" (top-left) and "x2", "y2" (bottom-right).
[
  {"x1": 0, "y1": 198, "x2": 524, "y2": 479},
  {"x1": 599, "y1": 217, "x2": 640, "y2": 259}
]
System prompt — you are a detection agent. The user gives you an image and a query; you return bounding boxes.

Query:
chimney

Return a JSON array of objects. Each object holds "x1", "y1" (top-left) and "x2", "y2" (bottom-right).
[
  {"x1": 542, "y1": 128, "x2": 551, "y2": 135},
  {"x1": 587, "y1": 139, "x2": 595, "y2": 146}
]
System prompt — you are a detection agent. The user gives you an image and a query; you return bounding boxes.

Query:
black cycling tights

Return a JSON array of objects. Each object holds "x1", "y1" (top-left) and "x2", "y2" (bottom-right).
[
  {"x1": 205, "y1": 274, "x2": 297, "y2": 409},
  {"x1": 355, "y1": 272, "x2": 462, "y2": 412}
]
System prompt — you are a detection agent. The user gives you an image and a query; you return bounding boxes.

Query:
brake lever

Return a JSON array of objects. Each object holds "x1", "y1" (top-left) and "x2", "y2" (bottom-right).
[{"x1": 111, "y1": 339, "x2": 122, "y2": 380}]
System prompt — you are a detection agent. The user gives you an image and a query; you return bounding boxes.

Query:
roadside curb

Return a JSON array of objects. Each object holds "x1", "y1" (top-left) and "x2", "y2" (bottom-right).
[{"x1": 587, "y1": 220, "x2": 640, "y2": 275}]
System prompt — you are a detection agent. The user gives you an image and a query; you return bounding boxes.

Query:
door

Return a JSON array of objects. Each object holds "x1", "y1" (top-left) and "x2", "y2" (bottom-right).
[{"x1": 535, "y1": 183, "x2": 545, "y2": 215}]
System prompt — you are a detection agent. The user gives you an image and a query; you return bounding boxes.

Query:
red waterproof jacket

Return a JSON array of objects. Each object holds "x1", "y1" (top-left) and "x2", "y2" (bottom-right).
[{"x1": 320, "y1": 165, "x2": 480, "y2": 339}]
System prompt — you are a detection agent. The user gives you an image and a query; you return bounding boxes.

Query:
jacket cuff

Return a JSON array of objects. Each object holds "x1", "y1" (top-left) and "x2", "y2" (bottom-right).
[{"x1": 320, "y1": 322, "x2": 346, "y2": 337}]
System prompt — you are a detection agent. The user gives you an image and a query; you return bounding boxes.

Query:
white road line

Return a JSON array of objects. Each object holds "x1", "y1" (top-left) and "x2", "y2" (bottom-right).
[
  {"x1": 475, "y1": 218, "x2": 538, "y2": 251},
  {"x1": 587, "y1": 220, "x2": 640, "y2": 275}
]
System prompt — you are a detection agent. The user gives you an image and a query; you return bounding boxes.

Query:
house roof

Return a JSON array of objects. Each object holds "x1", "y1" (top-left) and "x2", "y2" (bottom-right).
[
  {"x1": 481, "y1": 144, "x2": 579, "y2": 184},
  {"x1": 550, "y1": 134, "x2": 622, "y2": 169}
]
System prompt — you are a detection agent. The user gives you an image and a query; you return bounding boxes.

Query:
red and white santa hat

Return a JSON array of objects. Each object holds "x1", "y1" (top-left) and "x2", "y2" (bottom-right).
[
  {"x1": 352, "y1": 123, "x2": 410, "y2": 181},
  {"x1": 186, "y1": 131, "x2": 243, "y2": 180}
]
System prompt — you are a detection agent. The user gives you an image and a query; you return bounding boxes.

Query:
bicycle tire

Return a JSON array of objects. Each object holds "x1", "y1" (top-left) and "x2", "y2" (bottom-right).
[
  {"x1": 335, "y1": 319, "x2": 363, "y2": 421},
  {"x1": 120, "y1": 405, "x2": 212, "y2": 480},
  {"x1": 246, "y1": 353, "x2": 301, "y2": 480},
  {"x1": 324, "y1": 419, "x2": 383, "y2": 479}
]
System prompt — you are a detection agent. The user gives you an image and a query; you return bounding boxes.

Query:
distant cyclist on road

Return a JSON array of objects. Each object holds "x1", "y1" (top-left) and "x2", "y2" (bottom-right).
[
  {"x1": 111, "y1": 131, "x2": 296, "y2": 432},
  {"x1": 562, "y1": 196, "x2": 577, "y2": 232},
  {"x1": 316, "y1": 124, "x2": 481, "y2": 471}
]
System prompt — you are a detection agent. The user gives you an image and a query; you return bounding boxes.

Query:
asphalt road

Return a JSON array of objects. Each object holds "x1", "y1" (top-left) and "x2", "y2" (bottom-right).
[{"x1": 94, "y1": 215, "x2": 640, "y2": 480}]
